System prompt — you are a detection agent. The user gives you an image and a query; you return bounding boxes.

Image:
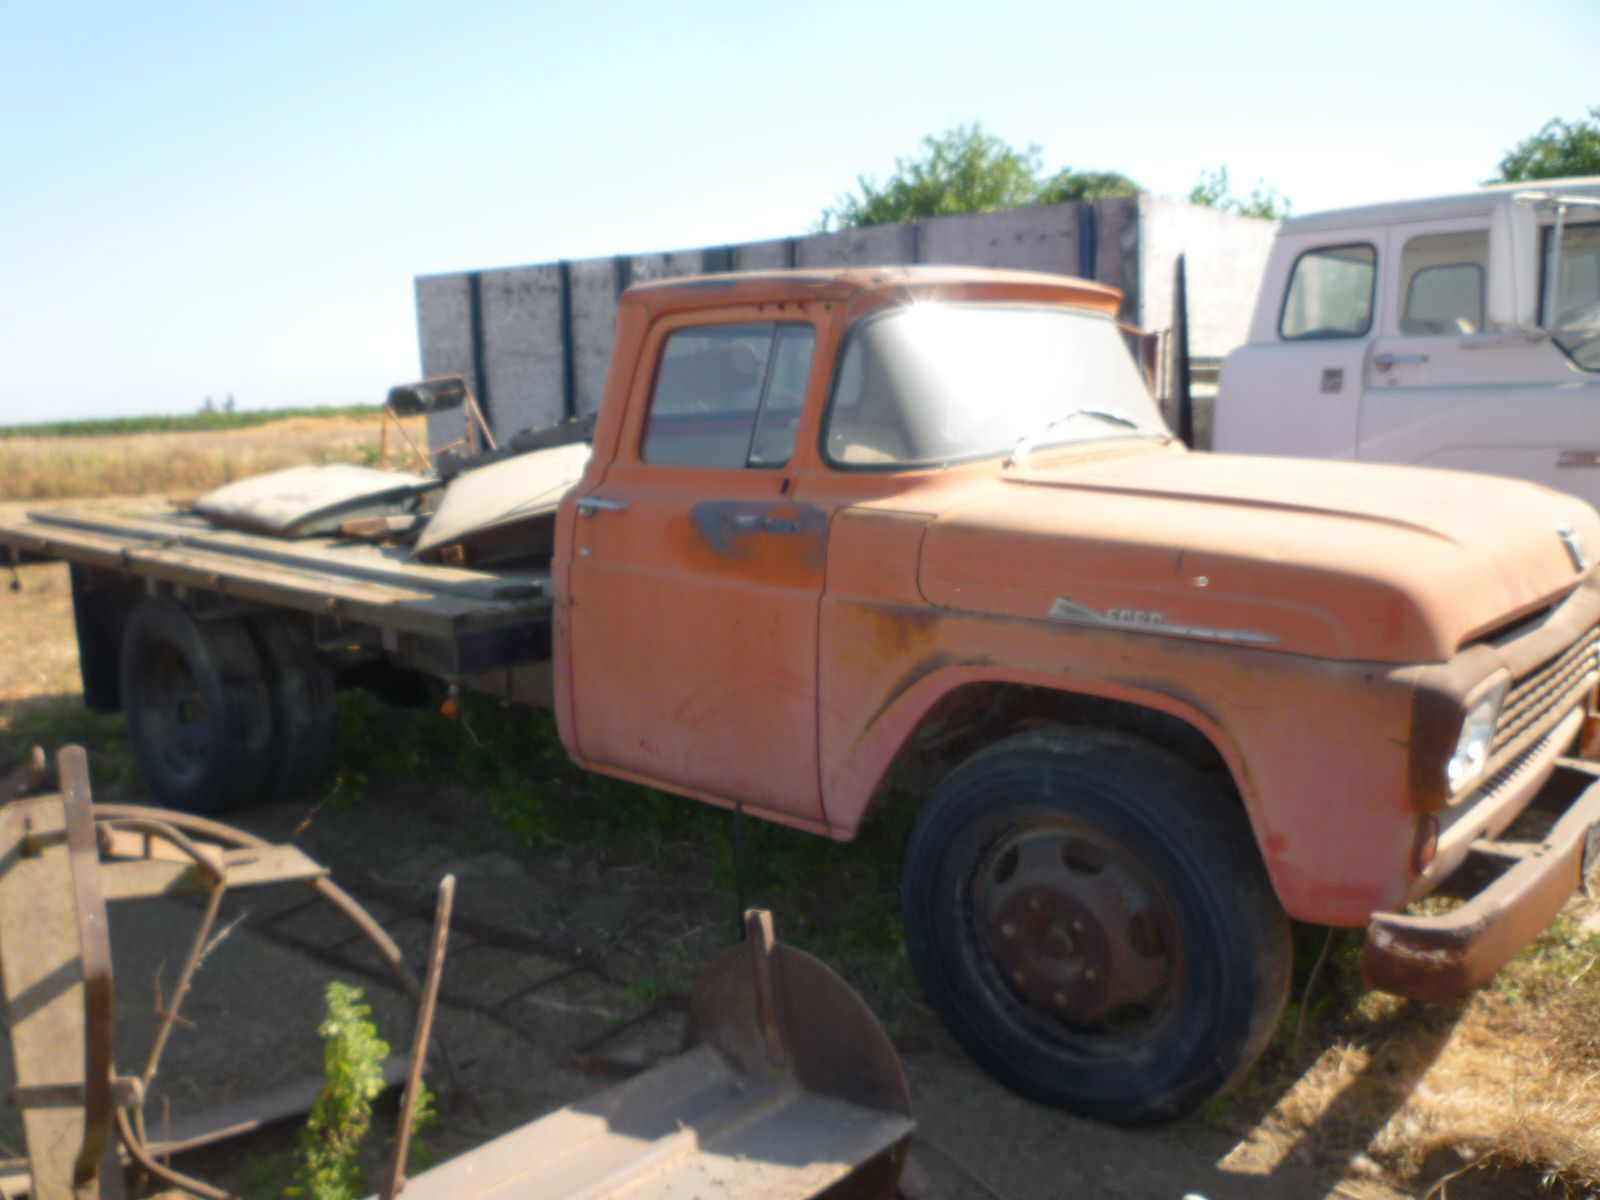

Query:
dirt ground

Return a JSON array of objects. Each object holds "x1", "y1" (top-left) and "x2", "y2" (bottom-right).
[{"x1": 1, "y1": 555, "x2": 1596, "y2": 1200}]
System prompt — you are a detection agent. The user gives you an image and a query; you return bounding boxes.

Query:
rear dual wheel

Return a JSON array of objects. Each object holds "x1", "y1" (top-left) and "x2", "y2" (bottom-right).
[
  {"x1": 119, "y1": 599, "x2": 335, "y2": 812},
  {"x1": 901, "y1": 728, "x2": 1291, "y2": 1125}
]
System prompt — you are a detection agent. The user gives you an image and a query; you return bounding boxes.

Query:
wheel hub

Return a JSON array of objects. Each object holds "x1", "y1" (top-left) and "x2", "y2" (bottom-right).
[
  {"x1": 976, "y1": 825, "x2": 1177, "y2": 1026},
  {"x1": 142, "y1": 643, "x2": 212, "y2": 777}
]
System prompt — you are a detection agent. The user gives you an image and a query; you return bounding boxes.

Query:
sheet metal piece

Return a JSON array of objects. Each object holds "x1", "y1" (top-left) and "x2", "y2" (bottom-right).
[
  {"x1": 390, "y1": 910, "x2": 913, "y2": 1200},
  {"x1": 195, "y1": 464, "x2": 436, "y2": 538},
  {"x1": 414, "y1": 443, "x2": 590, "y2": 566}
]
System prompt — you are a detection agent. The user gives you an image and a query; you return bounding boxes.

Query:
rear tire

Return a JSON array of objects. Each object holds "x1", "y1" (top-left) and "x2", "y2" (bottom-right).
[
  {"x1": 901, "y1": 727, "x2": 1291, "y2": 1125},
  {"x1": 248, "y1": 614, "x2": 338, "y2": 799},
  {"x1": 119, "y1": 599, "x2": 273, "y2": 813}
]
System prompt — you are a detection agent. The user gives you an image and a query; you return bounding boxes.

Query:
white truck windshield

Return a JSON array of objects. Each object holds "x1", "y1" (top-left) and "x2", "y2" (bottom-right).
[
  {"x1": 823, "y1": 304, "x2": 1167, "y2": 468},
  {"x1": 1549, "y1": 222, "x2": 1600, "y2": 371}
]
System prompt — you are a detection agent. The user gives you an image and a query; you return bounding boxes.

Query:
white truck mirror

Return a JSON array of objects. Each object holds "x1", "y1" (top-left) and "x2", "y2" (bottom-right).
[{"x1": 1487, "y1": 199, "x2": 1540, "y2": 330}]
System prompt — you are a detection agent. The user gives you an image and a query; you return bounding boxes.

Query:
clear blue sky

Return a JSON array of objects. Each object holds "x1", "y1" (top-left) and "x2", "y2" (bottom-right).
[{"x1": 2, "y1": 0, "x2": 1595, "y2": 422}]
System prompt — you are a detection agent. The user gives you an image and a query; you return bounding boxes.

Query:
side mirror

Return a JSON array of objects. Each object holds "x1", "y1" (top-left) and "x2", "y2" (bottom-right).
[
  {"x1": 386, "y1": 376, "x2": 468, "y2": 416},
  {"x1": 1487, "y1": 200, "x2": 1540, "y2": 330}
]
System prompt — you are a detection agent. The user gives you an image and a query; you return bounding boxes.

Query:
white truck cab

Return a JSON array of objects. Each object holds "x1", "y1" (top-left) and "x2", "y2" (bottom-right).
[{"x1": 1215, "y1": 177, "x2": 1600, "y2": 504}]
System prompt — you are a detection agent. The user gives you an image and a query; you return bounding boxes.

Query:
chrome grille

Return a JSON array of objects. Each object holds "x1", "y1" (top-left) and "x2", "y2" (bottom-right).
[{"x1": 1490, "y1": 627, "x2": 1600, "y2": 759}]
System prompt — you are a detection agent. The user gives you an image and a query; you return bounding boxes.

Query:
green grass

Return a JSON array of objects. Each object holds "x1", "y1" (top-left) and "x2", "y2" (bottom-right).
[
  {"x1": 0, "y1": 699, "x2": 138, "y2": 793},
  {"x1": 0, "y1": 404, "x2": 381, "y2": 439},
  {"x1": 327, "y1": 687, "x2": 928, "y2": 1033},
  {"x1": 1494, "y1": 912, "x2": 1600, "y2": 1012}
]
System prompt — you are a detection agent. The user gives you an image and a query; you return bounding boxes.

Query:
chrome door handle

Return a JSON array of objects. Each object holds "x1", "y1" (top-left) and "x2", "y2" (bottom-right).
[
  {"x1": 1374, "y1": 353, "x2": 1430, "y2": 372},
  {"x1": 729, "y1": 512, "x2": 798, "y2": 534},
  {"x1": 576, "y1": 496, "x2": 628, "y2": 517}
]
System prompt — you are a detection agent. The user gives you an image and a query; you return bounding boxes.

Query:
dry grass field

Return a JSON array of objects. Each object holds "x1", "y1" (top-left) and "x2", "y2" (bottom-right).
[{"x1": 0, "y1": 413, "x2": 427, "y2": 501}]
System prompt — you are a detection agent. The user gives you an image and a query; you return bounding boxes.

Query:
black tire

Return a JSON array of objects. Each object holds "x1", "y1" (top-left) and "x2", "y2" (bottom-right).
[
  {"x1": 248, "y1": 613, "x2": 338, "y2": 799},
  {"x1": 118, "y1": 598, "x2": 273, "y2": 813},
  {"x1": 901, "y1": 728, "x2": 1291, "y2": 1125}
]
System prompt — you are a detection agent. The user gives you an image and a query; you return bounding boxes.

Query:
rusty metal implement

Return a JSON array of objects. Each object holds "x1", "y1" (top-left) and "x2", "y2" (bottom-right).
[
  {"x1": 0, "y1": 749, "x2": 916, "y2": 1200},
  {"x1": 0, "y1": 746, "x2": 419, "y2": 1200},
  {"x1": 383, "y1": 907, "x2": 915, "y2": 1199}
]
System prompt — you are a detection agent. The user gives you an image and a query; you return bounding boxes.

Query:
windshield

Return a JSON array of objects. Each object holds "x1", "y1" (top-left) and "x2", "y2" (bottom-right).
[
  {"x1": 1546, "y1": 222, "x2": 1600, "y2": 372},
  {"x1": 823, "y1": 303, "x2": 1168, "y2": 469}
]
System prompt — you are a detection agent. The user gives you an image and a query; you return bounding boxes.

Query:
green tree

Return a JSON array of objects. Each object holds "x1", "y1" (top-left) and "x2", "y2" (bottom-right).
[
  {"x1": 1037, "y1": 168, "x2": 1139, "y2": 204},
  {"x1": 1493, "y1": 105, "x2": 1600, "y2": 181},
  {"x1": 819, "y1": 124, "x2": 1040, "y2": 230},
  {"x1": 818, "y1": 123, "x2": 1140, "y2": 231},
  {"x1": 1187, "y1": 167, "x2": 1291, "y2": 221}
]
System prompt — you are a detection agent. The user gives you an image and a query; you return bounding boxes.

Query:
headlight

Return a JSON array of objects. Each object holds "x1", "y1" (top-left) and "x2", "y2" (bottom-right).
[{"x1": 1446, "y1": 675, "x2": 1509, "y2": 795}]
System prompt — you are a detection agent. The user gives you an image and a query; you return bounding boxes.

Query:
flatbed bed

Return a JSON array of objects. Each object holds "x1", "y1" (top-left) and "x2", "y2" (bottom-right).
[{"x1": 0, "y1": 502, "x2": 553, "y2": 684}]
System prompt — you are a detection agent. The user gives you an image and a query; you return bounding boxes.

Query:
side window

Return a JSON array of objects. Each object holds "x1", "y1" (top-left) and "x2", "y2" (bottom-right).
[
  {"x1": 747, "y1": 327, "x2": 814, "y2": 467},
  {"x1": 1400, "y1": 231, "x2": 1487, "y2": 335},
  {"x1": 1279, "y1": 243, "x2": 1376, "y2": 340},
  {"x1": 641, "y1": 323, "x2": 815, "y2": 468}
]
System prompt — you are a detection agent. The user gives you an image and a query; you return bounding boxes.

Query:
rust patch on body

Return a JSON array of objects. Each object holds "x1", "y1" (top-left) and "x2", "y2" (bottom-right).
[
  {"x1": 689, "y1": 501, "x2": 827, "y2": 568},
  {"x1": 859, "y1": 603, "x2": 943, "y2": 660}
]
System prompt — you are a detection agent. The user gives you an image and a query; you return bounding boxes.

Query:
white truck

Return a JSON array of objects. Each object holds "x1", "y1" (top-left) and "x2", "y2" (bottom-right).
[{"x1": 1214, "y1": 177, "x2": 1600, "y2": 505}]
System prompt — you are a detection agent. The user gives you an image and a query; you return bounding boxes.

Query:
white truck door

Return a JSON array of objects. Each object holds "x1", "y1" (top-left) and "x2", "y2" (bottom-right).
[
  {"x1": 1355, "y1": 225, "x2": 1600, "y2": 505},
  {"x1": 1213, "y1": 240, "x2": 1377, "y2": 458}
]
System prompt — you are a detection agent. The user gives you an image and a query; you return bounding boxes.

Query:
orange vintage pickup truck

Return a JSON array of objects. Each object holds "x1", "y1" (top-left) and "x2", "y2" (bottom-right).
[{"x1": 6, "y1": 267, "x2": 1600, "y2": 1124}]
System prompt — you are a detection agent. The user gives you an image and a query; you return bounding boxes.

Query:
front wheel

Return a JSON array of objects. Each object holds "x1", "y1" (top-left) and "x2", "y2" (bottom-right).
[{"x1": 901, "y1": 728, "x2": 1290, "y2": 1125}]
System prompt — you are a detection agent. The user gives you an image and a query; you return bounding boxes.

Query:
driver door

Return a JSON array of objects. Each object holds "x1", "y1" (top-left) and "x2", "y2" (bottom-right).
[{"x1": 566, "y1": 316, "x2": 828, "y2": 825}]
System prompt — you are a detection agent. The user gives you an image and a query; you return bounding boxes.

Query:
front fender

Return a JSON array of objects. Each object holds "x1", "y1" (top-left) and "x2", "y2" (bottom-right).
[{"x1": 817, "y1": 597, "x2": 1419, "y2": 925}]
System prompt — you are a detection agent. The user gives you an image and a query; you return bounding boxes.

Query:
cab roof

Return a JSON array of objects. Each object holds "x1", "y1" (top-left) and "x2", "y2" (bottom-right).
[
  {"x1": 620, "y1": 265, "x2": 1124, "y2": 318},
  {"x1": 1283, "y1": 176, "x2": 1600, "y2": 235}
]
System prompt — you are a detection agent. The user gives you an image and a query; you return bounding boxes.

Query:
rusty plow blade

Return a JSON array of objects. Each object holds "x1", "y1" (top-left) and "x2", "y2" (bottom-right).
[{"x1": 392, "y1": 910, "x2": 916, "y2": 1200}]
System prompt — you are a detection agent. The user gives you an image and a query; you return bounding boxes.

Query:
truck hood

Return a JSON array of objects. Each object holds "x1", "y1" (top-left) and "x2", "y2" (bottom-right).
[{"x1": 915, "y1": 449, "x2": 1600, "y2": 662}]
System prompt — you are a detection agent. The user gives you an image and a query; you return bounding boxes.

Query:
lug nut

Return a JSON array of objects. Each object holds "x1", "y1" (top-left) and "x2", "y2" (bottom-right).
[
  {"x1": 1072, "y1": 917, "x2": 1084, "y2": 932},
  {"x1": 1085, "y1": 967, "x2": 1098, "y2": 982},
  {"x1": 1029, "y1": 896, "x2": 1042, "y2": 913},
  {"x1": 1001, "y1": 922, "x2": 1016, "y2": 939},
  {"x1": 1053, "y1": 991, "x2": 1067, "y2": 1007},
  {"x1": 1012, "y1": 969, "x2": 1026, "y2": 985}
]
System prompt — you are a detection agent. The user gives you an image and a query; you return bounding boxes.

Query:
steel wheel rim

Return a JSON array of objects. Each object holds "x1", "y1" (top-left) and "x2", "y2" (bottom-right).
[
  {"x1": 137, "y1": 641, "x2": 212, "y2": 784},
  {"x1": 969, "y1": 817, "x2": 1182, "y2": 1033}
]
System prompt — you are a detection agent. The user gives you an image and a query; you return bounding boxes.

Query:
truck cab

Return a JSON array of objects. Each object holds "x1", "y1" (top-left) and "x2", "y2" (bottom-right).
[
  {"x1": 1215, "y1": 177, "x2": 1600, "y2": 500},
  {"x1": 550, "y1": 267, "x2": 1600, "y2": 1124}
]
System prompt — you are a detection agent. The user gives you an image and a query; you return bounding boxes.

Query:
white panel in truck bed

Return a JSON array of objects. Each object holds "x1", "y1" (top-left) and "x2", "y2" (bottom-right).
[
  {"x1": 414, "y1": 443, "x2": 590, "y2": 561},
  {"x1": 195, "y1": 464, "x2": 437, "y2": 537}
]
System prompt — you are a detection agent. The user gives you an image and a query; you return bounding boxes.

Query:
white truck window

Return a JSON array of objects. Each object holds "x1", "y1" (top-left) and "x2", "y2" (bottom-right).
[
  {"x1": 1400, "y1": 231, "x2": 1487, "y2": 336},
  {"x1": 1544, "y1": 223, "x2": 1600, "y2": 372},
  {"x1": 1279, "y1": 244, "x2": 1375, "y2": 340}
]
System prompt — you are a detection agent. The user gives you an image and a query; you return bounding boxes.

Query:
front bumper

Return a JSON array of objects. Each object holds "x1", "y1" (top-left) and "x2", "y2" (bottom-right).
[{"x1": 1363, "y1": 758, "x2": 1600, "y2": 1000}]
